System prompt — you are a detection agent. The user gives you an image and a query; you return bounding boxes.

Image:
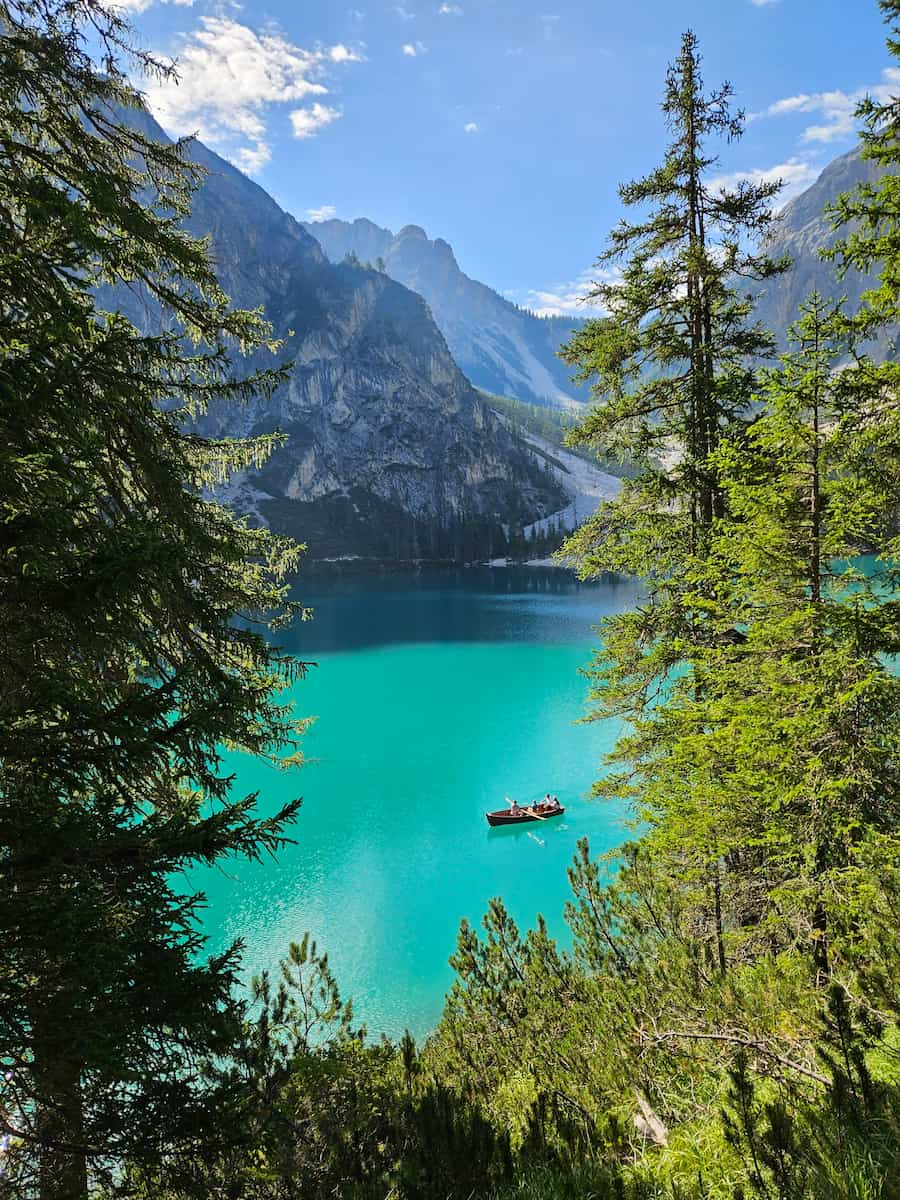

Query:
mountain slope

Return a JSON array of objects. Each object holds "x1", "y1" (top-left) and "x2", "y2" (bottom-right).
[
  {"x1": 303, "y1": 217, "x2": 585, "y2": 409},
  {"x1": 101, "y1": 111, "x2": 566, "y2": 562},
  {"x1": 754, "y1": 147, "x2": 887, "y2": 346}
]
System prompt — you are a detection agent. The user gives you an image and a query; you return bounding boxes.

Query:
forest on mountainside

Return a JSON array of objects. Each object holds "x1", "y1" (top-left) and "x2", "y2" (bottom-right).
[{"x1": 1, "y1": 1, "x2": 899, "y2": 1198}]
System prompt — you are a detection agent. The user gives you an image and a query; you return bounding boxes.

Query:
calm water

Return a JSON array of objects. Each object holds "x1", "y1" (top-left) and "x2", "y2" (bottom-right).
[{"x1": 189, "y1": 568, "x2": 643, "y2": 1039}]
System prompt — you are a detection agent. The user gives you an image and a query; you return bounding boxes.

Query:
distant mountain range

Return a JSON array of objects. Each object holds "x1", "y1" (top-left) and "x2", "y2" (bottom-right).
[
  {"x1": 101, "y1": 108, "x2": 566, "y2": 563},
  {"x1": 102, "y1": 109, "x2": 889, "y2": 563},
  {"x1": 303, "y1": 218, "x2": 586, "y2": 409},
  {"x1": 304, "y1": 149, "x2": 891, "y2": 424}
]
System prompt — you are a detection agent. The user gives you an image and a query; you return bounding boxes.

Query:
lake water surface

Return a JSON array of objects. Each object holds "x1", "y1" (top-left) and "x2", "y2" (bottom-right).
[{"x1": 191, "y1": 567, "x2": 643, "y2": 1039}]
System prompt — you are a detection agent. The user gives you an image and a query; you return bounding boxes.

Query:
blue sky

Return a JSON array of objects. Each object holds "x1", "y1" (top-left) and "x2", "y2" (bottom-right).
[{"x1": 119, "y1": 0, "x2": 895, "y2": 315}]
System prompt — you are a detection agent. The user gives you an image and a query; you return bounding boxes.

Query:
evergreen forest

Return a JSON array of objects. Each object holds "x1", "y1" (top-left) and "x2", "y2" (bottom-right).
[{"x1": 1, "y1": 1, "x2": 899, "y2": 1197}]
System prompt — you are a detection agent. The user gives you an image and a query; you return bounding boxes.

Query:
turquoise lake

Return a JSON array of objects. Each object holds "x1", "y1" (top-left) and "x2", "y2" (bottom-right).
[{"x1": 189, "y1": 568, "x2": 643, "y2": 1040}]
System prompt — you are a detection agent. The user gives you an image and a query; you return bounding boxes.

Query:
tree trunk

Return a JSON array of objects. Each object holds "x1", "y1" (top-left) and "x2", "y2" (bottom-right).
[{"x1": 32, "y1": 1002, "x2": 88, "y2": 1200}]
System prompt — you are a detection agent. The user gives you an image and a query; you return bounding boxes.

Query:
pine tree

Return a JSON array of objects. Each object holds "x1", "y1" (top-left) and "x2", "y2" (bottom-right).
[
  {"x1": 554, "y1": 33, "x2": 786, "y2": 970},
  {"x1": 0, "y1": 2, "x2": 309, "y2": 1195},
  {"x1": 559, "y1": 32, "x2": 785, "y2": 775},
  {"x1": 624, "y1": 295, "x2": 900, "y2": 976},
  {"x1": 562, "y1": 29, "x2": 783, "y2": 564}
]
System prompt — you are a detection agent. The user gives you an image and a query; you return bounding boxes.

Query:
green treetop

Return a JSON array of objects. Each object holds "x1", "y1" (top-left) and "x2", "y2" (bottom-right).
[{"x1": 562, "y1": 30, "x2": 784, "y2": 562}]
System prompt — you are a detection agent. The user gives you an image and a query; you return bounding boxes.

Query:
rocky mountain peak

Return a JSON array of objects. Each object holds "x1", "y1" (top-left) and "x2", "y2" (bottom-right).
[
  {"x1": 104, "y1": 106, "x2": 566, "y2": 562},
  {"x1": 754, "y1": 146, "x2": 890, "y2": 350},
  {"x1": 304, "y1": 216, "x2": 586, "y2": 408}
]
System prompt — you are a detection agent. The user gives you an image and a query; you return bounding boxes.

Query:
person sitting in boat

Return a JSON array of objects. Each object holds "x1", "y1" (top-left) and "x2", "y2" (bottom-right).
[
  {"x1": 550, "y1": 795, "x2": 561, "y2": 811},
  {"x1": 508, "y1": 797, "x2": 521, "y2": 816}
]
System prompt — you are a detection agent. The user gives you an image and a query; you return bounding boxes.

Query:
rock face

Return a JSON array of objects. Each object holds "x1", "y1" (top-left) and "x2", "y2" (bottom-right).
[
  {"x1": 754, "y1": 147, "x2": 888, "y2": 348},
  {"x1": 102, "y1": 111, "x2": 566, "y2": 561},
  {"x1": 303, "y1": 217, "x2": 586, "y2": 409}
]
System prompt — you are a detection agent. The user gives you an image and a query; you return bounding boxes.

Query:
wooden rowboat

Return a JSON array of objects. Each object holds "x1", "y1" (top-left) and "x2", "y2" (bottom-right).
[{"x1": 485, "y1": 805, "x2": 565, "y2": 827}]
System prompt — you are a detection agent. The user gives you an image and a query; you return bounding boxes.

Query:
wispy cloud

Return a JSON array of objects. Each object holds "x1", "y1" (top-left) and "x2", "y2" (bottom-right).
[
  {"x1": 752, "y1": 66, "x2": 900, "y2": 143},
  {"x1": 539, "y1": 13, "x2": 560, "y2": 39},
  {"x1": 328, "y1": 43, "x2": 365, "y2": 63},
  {"x1": 402, "y1": 41, "x2": 427, "y2": 56},
  {"x1": 749, "y1": 0, "x2": 780, "y2": 7},
  {"x1": 395, "y1": 3, "x2": 415, "y2": 19},
  {"x1": 306, "y1": 204, "x2": 338, "y2": 221},
  {"x1": 464, "y1": 121, "x2": 479, "y2": 133},
  {"x1": 708, "y1": 157, "x2": 820, "y2": 207},
  {"x1": 438, "y1": 2, "x2": 463, "y2": 12},
  {"x1": 144, "y1": 17, "x2": 362, "y2": 173},
  {"x1": 511, "y1": 268, "x2": 619, "y2": 318}
]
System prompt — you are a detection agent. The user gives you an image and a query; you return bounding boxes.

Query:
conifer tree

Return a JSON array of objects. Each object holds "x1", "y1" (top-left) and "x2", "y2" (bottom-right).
[
  {"x1": 562, "y1": 29, "x2": 783, "y2": 559},
  {"x1": 0, "y1": 2, "x2": 308, "y2": 1195},
  {"x1": 619, "y1": 295, "x2": 900, "y2": 975},
  {"x1": 554, "y1": 32, "x2": 786, "y2": 966},
  {"x1": 559, "y1": 32, "x2": 785, "y2": 765}
]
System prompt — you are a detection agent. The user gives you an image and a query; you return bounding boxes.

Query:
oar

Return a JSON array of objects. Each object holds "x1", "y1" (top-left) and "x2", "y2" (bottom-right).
[{"x1": 526, "y1": 806, "x2": 548, "y2": 821}]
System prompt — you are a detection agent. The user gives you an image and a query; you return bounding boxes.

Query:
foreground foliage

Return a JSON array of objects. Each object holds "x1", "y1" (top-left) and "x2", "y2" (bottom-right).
[{"x1": 1, "y1": 2, "x2": 306, "y2": 1195}]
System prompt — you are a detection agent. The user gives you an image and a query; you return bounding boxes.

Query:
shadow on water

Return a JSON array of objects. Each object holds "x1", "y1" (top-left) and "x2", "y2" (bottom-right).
[
  {"x1": 486, "y1": 819, "x2": 571, "y2": 844},
  {"x1": 282, "y1": 566, "x2": 644, "y2": 656}
]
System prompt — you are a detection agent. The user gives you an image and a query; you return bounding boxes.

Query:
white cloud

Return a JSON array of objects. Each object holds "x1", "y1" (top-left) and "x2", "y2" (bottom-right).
[
  {"x1": 750, "y1": 0, "x2": 780, "y2": 6},
  {"x1": 402, "y1": 41, "x2": 427, "y2": 55},
  {"x1": 306, "y1": 204, "x2": 338, "y2": 221},
  {"x1": 395, "y1": 3, "x2": 416, "y2": 18},
  {"x1": 290, "y1": 103, "x2": 342, "y2": 139},
  {"x1": 752, "y1": 67, "x2": 900, "y2": 144},
  {"x1": 464, "y1": 121, "x2": 479, "y2": 133},
  {"x1": 329, "y1": 43, "x2": 365, "y2": 63},
  {"x1": 708, "y1": 157, "x2": 821, "y2": 208},
  {"x1": 512, "y1": 268, "x2": 619, "y2": 318},
  {"x1": 232, "y1": 143, "x2": 273, "y2": 173},
  {"x1": 144, "y1": 17, "x2": 361, "y2": 173},
  {"x1": 438, "y1": 2, "x2": 463, "y2": 12}
]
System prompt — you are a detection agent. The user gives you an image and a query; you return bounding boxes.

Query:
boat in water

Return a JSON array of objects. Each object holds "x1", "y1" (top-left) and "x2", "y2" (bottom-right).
[{"x1": 485, "y1": 803, "x2": 565, "y2": 827}]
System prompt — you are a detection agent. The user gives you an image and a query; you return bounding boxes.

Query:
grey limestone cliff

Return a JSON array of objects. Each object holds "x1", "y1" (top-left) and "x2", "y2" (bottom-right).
[
  {"x1": 102, "y1": 111, "x2": 566, "y2": 561},
  {"x1": 303, "y1": 217, "x2": 586, "y2": 409},
  {"x1": 754, "y1": 147, "x2": 890, "y2": 349}
]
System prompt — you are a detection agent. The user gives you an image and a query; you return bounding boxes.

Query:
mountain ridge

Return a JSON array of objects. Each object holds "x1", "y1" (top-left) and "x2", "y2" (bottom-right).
[
  {"x1": 754, "y1": 146, "x2": 889, "y2": 349},
  {"x1": 100, "y1": 108, "x2": 567, "y2": 562},
  {"x1": 303, "y1": 215, "x2": 586, "y2": 410}
]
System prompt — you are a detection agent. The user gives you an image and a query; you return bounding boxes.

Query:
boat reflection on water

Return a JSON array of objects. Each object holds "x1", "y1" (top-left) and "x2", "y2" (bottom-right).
[{"x1": 486, "y1": 817, "x2": 571, "y2": 842}]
